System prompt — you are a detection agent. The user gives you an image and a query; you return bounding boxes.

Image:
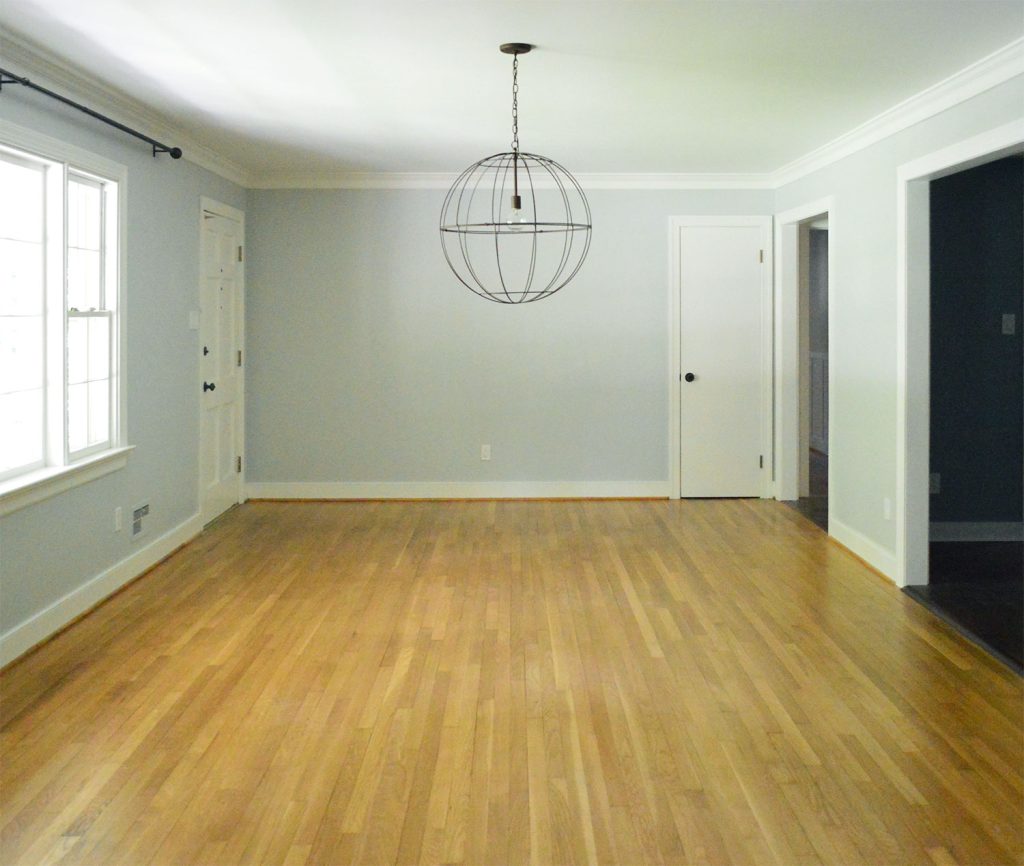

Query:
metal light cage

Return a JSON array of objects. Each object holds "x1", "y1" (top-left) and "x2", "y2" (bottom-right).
[{"x1": 439, "y1": 151, "x2": 592, "y2": 304}]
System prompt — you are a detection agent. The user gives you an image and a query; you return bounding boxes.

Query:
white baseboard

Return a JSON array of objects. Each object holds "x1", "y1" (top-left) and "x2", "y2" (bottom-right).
[
  {"x1": 829, "y1": 516, "x2": 898, "y2": 583},
  {"x1": 929, "y1": 521, "x2": 1023, "y2": 542},
  {"x1": 0, "y1": 512, "x2": 203, "y2": 668},
  {"x1": 246, "y1": 480, "x2": 672, "y2": 500}
]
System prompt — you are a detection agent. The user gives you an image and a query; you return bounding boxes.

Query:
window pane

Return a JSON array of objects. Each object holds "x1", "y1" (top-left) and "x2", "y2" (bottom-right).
[
  {"x1": 0, "y1": 389, "x2": 43, "y2": 473},
  {"x1": 88, "y1": 316, "x2": 110, "y2": 381},
  {"x1": 88, "y1": 379, "x2": 109, "y2": 446},
  {"x1": 67, "y1": 316, "x2": 111, "y2": 388},
  {"x1": 67, "y1": 248, "x2": 101, "y2": 311},
  {"x1": 0, "y1": 158, "x2": 44, "y2": 243},
  {"x1": 0, "y1": 238, "x2": 44, "y2": 316},
  {"x1": 68, "y1": 316, "x2": 88, "y2": 386},
  {"x1": 68, "y1": 179, "x2": 101, "y2": 251},
  {"x1": 0, "y1": 315, "x2": 44, "y2": 394},
  {"x1": 67, "y1": 382, "x2": 88, "y2": 453}
]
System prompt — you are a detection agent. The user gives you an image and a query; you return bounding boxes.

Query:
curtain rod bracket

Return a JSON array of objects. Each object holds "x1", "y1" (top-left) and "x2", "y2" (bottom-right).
[{"x1": 0, "y1": 67, "x2": 183, "y2": 160}]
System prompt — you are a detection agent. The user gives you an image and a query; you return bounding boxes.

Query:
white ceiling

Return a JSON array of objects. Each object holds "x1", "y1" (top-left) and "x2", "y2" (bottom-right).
[{"x1": 1, "y1": 1, "x2": 1022, "y2": 176}]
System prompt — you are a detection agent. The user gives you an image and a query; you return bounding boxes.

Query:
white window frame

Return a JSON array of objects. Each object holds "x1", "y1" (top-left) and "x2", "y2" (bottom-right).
[
  {"x1": 66, "y1": 170, "x2": 116, "y2": 462},
  {"x1": 0, "y1": 149, "x2": 47, "y2": 482},
  {"x1": 0, "y1": 121, "x2": 131, "y2": 517}
]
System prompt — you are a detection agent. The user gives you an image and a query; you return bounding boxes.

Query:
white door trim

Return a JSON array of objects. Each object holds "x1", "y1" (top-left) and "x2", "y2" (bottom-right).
[
  {"x1": 198, "y1": 196, "x2": 246, "y2": 522},
  {"x1": 668, "y1": 215, "x2": 774, "y2": 499},
  {"x1": 895, "y1": 119, "x2": 1024, "y2": 587},
  {"x1": 773, "y1": 197, "x2": 834, "y2": 512}
]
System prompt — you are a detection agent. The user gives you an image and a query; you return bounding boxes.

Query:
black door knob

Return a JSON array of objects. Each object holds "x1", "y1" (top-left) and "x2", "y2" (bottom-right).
[
  {"x1": 684, "y1": 372, "x2": 696, "y2": 383},
  {"x1": 203, "y1": 381, "x2": 216, "y2": 392}
]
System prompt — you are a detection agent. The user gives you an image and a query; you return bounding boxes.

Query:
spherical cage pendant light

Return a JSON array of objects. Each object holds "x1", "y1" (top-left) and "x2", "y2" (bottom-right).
[{"x1": 440, "y1": 44, "x2": 592, "y2": 304}]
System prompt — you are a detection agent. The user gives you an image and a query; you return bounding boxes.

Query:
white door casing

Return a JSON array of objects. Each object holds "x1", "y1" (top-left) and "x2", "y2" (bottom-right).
[
  {"x1": 896, "y1": 120, "x2": 1024, "y2": 587},
  {"x1": 773, "y1": 197, "x2": 834, "y2": 506},
  {"x1": 199, "y1": 199, "x2": 244, "y2": 524},
  {"x1": 670, "y1": 216, "x2": 773, "y2": 498}
]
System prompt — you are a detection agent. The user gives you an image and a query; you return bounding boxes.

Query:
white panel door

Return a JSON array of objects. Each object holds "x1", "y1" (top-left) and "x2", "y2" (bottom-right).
[
  {"x1": 678, "y1": 220, "x2": 768, "y2": 497},
  {"x1": 200, "y1": 208, "x2": 243, "y2": 524}
]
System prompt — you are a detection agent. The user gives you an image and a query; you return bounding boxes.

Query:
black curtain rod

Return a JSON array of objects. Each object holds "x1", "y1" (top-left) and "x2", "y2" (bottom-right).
[{"x1": 0, "y1": 67, "x2": 182, "y2": 159}]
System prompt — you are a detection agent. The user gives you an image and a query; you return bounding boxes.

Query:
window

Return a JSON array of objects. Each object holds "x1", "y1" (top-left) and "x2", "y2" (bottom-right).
[{"x1": 0, "y1": 134, "x2": 126, "y2": 505}]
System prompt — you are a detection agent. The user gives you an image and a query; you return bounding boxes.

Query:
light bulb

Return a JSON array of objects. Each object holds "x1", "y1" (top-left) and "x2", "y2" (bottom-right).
[{"x1": 505, "y1": 195, "x2": 529, "y2": 232}]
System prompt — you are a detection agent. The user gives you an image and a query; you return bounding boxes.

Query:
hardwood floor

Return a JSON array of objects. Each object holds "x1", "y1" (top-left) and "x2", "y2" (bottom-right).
[{"x1": 2, "y1": 500, "x2": 1021, "y2": 866}]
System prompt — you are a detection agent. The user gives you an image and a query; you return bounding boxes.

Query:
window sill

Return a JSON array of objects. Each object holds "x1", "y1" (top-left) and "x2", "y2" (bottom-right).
[{"x1": 0, "y1": 446, "x2": 134, "y2": 518}]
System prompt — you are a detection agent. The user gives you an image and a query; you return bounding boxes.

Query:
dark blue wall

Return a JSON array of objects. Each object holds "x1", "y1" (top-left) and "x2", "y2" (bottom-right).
[{"x1": 929, "y1": 156, "x2": 1023, "y2": 523}]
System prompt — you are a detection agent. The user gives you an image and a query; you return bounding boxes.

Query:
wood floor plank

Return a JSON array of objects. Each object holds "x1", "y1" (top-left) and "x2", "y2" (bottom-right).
[{"x1": 1, "y1": 499, "x2": 1021, "y2": 865}]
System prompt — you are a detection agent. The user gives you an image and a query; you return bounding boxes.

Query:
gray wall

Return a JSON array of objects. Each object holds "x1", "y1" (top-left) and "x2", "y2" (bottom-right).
[
  {"x1": 809, "y1": 229, "x2": 829, "y2": 354},
  {"x1": 929, "y1": 156, "x2": 1023, "y2": 523},
  {"x1": 775, "y1": 74, "x2": 1024, "y2": 557},
  {"x1": 0, "y1": 93, "x2": 245, "y2": 636},
  {"x1": 2, "y1": 65, "x2": 1021, "y2": 648},
  {"x1": 245, "y1": 188, "x2": 773, "y2": 485}
]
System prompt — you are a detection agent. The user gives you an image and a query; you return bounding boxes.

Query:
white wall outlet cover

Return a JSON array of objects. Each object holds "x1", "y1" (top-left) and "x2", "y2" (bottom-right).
[
  {"x1": 480, "y1": 444, "x2": 491, "y2": 461},
  {"x1": 189, "y1": 310, "x2": 201, "y2": 330}
]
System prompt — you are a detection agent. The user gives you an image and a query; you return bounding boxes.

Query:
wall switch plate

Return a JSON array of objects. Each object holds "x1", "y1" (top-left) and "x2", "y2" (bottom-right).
[
  {"x1": 481, "y1": 444, "x2": 491, "y2": 461},
  {"x1": 114, "y1": 506, "x2": 122, "y2": 532},
  {"x1": 1002, "y1": 313, "x2": 1016, "y2": 335},
  {"x1": 929, "y1": 473, "x2": 940, "y2": 495}
]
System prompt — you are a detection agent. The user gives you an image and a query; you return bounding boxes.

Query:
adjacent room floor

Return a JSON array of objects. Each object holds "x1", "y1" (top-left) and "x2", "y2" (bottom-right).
[
  {"x1": 1, "y1": 500, "x2": 1021, "y2": 866},
  {"x1": 904, "y1": 541, "x2": 1024, "y2": 672},
  {"x1": 782, "y1": 452, "x2": 1022, "y2": 673},
  {"x1": 781, "y1": 448, "x2": 828, "y2": 532}
]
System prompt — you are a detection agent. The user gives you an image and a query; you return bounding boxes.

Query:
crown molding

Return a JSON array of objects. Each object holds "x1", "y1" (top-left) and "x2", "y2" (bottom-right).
[
  {"x1": 0, "y1": 28, "x2": 253, "y2": 188},
  {"x1": 244, "y1": 40, "x2": 1024, "y2": 192},
  {"x1": 2, "y1": 27, "x2": 1020, "y2": 193},
  {"x1": 248, "y1": 170, "x2": 775, "y2": 190},
  {"x1": 771, "y1": 37, "x2": 1024, "y2": 188}
]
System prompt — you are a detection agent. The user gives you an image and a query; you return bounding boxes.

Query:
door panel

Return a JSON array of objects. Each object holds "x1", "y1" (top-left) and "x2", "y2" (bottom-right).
[
  {"x1": 679, "y1": 222, "x2": 766, "y2": 497},
  {"x1": 200, "y1": 209, "x2": 242, "y2": 523}
]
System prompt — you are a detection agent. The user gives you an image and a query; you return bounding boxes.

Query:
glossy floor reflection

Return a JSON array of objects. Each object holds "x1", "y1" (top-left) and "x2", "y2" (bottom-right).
[{"x1": 905, "y1": 541, "x2": 1023, "y2": 672}]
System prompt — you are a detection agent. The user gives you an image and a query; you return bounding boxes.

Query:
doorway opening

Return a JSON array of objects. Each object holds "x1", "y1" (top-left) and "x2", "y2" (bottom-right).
[
  {"x1": 896, "y1": 120, "x2": 1024, "y2": 672},
  {"x1": 788, "y1": 217, "x2": 830, "y2": 531},
  {"x1": 774, "y1": 199, "x2": 833, "y2": 532},
  {"x1": 903, "y1": 155, "x2": 1023, "y2": 670}
]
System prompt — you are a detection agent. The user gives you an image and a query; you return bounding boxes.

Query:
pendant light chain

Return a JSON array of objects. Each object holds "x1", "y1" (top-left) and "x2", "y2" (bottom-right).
[{"x1": 511, "y1": 53, "x2": 519, "y2": 154}]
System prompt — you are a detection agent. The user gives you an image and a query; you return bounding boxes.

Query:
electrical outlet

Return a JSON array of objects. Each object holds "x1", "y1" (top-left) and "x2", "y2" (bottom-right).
[
  {"x1": 1002, "y1": 313, "x2": 1016, "y2": 335},
  {"x1": 481, "y1": 444, "x2": 491, "y2": 461},
  {"x1": 883, "y1": 497, "x2": 892, "y2": 520},
  {"x1": 929, "y1": 473, "x2": 940, "y2": 495},
  {"x1": 114, "y1": 506, "x2": 122, "y2": 532}
]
